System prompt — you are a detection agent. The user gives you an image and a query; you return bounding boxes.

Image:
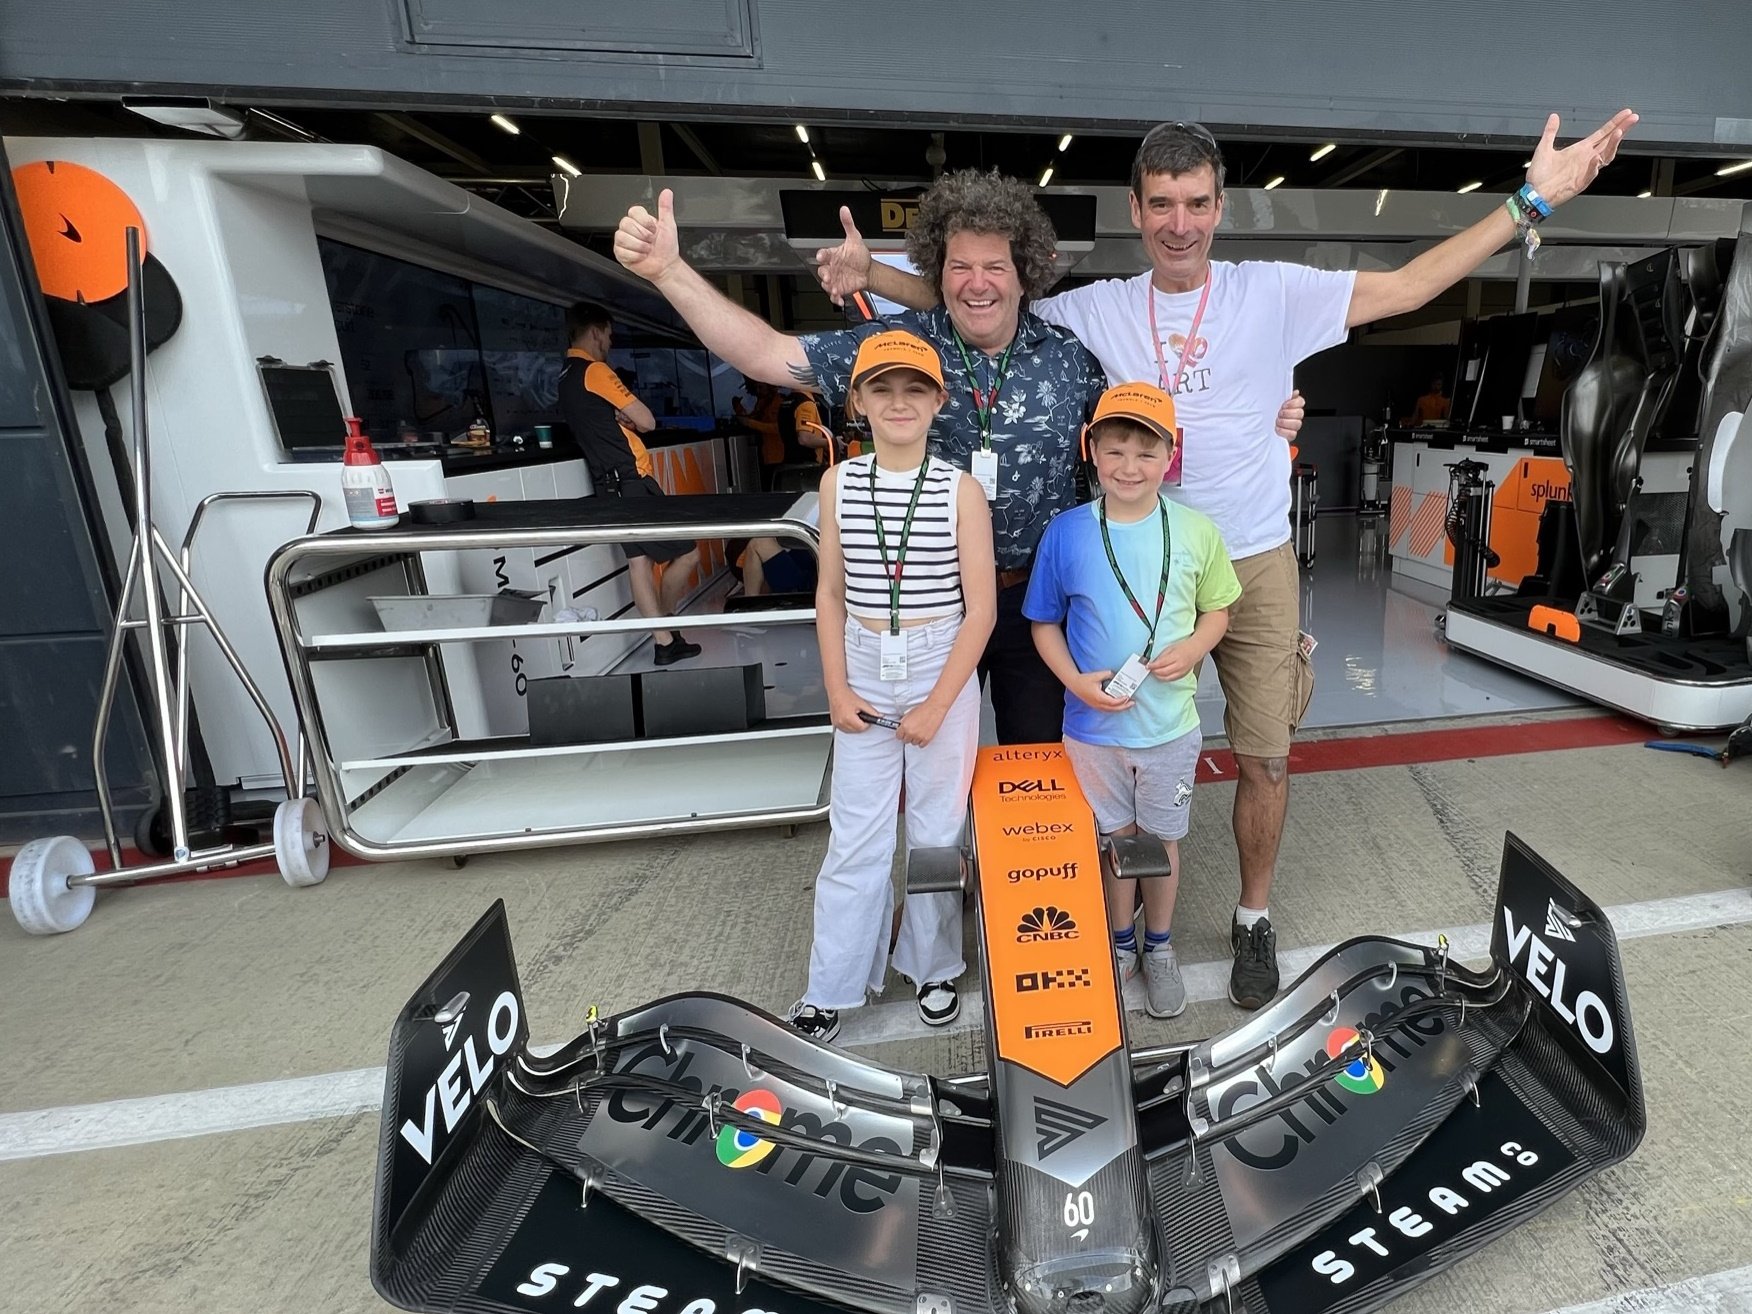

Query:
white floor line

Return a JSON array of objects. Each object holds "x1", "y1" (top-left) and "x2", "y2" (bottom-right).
[
  {"x1": 2, "y1": 886, "x2": 1749, "y2": 1163},
  {"x1": 1541, "y1": 1261, "x2": 1752, "y2": 1313}
]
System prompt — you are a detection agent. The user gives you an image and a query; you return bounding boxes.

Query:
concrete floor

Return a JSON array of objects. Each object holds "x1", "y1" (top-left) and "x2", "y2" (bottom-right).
[{"x1": 3, "y1": 718, "x2": 1750, "y2": 1313}]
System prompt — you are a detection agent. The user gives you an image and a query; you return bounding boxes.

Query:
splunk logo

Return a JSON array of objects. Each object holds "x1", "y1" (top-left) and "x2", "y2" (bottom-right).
[
  {"x1": 1528, "y1": 480, "x2": 1572, "y2": 504},
  {"x1": 716, "y1": 1089, "x2": 782, "y2": 1168},
  {"x1": 1017, "y1": 907, "x2": 1079, "y2": 942},
  {"x1": 1215, "y1": 985, "x2": 1441, "y2": 1172},
  {"x1": 1326, "y1": 1027, "x2": 1385, "y2": 1095},
  {"x1": 1006, "y1": 861, "x2": 1080, "y2": 885},
  {"x1": 1501, "y1": 901, "x2": 1614, "y2": 1056},
  {"x1": 604, "y1": 1042, "x2": 905, "y2": 1213},
  {"x1": 398, "y1": 989, "x2": 521, "y2": 1165}
]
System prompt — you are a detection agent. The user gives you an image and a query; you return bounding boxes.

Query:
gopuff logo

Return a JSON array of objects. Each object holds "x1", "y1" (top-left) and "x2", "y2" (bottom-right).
[
  {"x1": 1006, "y1": 861, "x2": 1080, "y2": 885},
  {"x1": 1017, "y1": 907, "x2": 1079, "y2": 942},
  {"x1": 1035, "y1": 1097, "x2": 1107, "y2": 1160},
  {"x1": 1502, "y1": 903, "x2": 1614, "y2": 1055},
  {"x1": 399, "y1": 988, "x2": 521, "y2": 1166}
]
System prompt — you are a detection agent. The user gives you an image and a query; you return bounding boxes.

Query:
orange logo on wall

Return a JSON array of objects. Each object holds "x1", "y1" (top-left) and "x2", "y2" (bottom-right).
[{"x1": 12, "y1": 160, "x2": 146, "y2": 304}]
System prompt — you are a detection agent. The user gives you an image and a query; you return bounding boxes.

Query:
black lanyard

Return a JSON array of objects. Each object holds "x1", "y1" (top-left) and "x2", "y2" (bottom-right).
[
  {"x1": 951, "y1": 329, "x2": 1015, "y2": 450},
  {"x1": 869, "y1": 459, "x2": 931, "y2": 635},
  {"x1": 1097, "y1": 496, "x2": 1173, "y2": 659}
]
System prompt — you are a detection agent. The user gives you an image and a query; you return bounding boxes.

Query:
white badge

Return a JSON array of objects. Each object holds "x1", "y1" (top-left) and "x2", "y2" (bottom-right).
[
  {"x1": 879, "y1": 629, "x2": 908, "y2": 681},
  {"x1": 1102, "y1": 653, "x2": 1151, "y2": 701},
  {"x1": 970, "y1": 448, "x2": 999, "y2": 500}
]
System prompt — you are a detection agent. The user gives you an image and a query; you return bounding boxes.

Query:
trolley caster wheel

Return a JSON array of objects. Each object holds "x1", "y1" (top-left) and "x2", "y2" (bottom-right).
[
  {"x1": 448, "y1": 855, "x2": 470, "y2": 870},
  {"x1": 9, "y1": 835, "x2": 97, "y2": 935},
  {"x1": 274, "y1": 797, "x2": 331, "y2": 888},
  {"x1": 134, "y1": 803, "x2": 172, "y2": 859},
  {"x1": 779, "y1": 824, "x2": 798, "y2": 839}
]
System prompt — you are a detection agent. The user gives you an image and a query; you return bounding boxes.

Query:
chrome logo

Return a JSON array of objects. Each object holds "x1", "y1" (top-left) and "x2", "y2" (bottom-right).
[
  {"x1": 1326, "y1": 1027, "x2": 1385, "y2": 1095},
  {"x1": 715, "y1": 1088, "x2": 782, "y2": 1167}
]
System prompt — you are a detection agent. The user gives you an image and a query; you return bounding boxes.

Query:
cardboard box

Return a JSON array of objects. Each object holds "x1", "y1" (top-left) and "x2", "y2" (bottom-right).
[
  {"x1": 526, "y1": 673, "x2": 638, "y2": 746},
  {"x1": 639, "y1": 663, "x2": 767, "y2": 738}
]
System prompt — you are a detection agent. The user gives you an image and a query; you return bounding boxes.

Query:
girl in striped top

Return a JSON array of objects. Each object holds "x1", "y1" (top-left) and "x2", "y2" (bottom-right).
[{"x1": 788, "y1": 330, "x2": 995, "y2": 1042}]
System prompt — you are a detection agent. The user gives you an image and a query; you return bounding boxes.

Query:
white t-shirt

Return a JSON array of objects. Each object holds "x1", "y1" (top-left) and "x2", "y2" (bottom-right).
[{"x1": 1033, "y1": 261, "x2": 1355, "y2": 559}]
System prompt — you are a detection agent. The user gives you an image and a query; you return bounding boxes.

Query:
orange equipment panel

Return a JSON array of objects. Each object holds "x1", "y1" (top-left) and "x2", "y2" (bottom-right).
[
  {"x1": 1528, "y1": 605, "x2": 1581, "y2": 643},
  {"x1": 969, "y1": 744, "x2": 1122, "y2": 1088}
]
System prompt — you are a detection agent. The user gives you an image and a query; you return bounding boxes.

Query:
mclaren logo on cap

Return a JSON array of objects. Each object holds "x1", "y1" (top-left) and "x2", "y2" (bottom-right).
[{"x1": 1034, "y1": 1096, "x2": 1107, "y2": 1159}]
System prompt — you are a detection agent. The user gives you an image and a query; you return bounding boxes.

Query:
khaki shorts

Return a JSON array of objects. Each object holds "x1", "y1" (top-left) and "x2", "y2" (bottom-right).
[{"x1": 1209, "y1": 541, "x2": 1313, "y2": 760}]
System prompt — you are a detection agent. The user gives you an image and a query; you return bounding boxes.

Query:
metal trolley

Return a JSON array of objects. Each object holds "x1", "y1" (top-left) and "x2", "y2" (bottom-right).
[
  {"x1": 10, "y1": 229, "x2": 330, "y2": 935},
  {"x1": 262, "y1": 499, "x2": 829, "y2": 864}
]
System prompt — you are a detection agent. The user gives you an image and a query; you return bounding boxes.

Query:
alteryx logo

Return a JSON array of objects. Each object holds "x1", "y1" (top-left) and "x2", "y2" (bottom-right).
[
  {"x1": 716, "y1": 1088, "x2": 782, "y2": 1168},
  {"x1": 1325, "y1": 1027, "x2": 1384, "y2": 1095}
]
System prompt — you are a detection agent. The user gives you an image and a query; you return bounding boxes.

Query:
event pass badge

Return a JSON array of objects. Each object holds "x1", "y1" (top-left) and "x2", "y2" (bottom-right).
[
  {"x1": 880, "y1": 629, "x2": 908, "y2": 681},
  {"x1": 971, "y1": 449, "x2": 999, "y2": 500},
  {"x1": 1102, "y1": 653, "x2": 1150, "y2": 701}
]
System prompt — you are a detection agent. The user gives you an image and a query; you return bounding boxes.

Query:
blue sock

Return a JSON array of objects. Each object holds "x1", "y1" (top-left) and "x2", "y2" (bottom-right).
[
  {"x1": 1113, "y1": 926, "x2": 1137, "y2": 953},
  {"x1": 1144, "y1": 927, "x2": 1172, "y2": 953}
]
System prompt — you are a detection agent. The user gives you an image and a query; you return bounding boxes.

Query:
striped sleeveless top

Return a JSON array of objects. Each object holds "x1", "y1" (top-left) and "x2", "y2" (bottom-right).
[{"x1": 834, "y1": 454, "x2": 965, "y2": 623}]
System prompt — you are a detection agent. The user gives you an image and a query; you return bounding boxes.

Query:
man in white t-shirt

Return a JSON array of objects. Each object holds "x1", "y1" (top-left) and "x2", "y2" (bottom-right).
[{"x1": 816, "y1": 108, "x2": 1636, "y2": 1010}]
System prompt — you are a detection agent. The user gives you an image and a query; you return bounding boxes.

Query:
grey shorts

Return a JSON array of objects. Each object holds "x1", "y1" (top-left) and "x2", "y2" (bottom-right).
[{"x1": 1063, "y1": 728, "x2": 1203, "y2": 840}]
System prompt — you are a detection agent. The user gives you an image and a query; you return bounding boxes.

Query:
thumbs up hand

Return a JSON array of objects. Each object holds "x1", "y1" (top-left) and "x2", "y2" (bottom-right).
[{"x1": 614, "y1": 187, "x2": 683, "y2": 285}]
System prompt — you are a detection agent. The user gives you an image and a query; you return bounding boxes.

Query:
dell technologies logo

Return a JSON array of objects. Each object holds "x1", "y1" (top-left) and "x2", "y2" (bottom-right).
[{"x1": 1017, "y1": 907, "x2": 1079, "y2": 943}]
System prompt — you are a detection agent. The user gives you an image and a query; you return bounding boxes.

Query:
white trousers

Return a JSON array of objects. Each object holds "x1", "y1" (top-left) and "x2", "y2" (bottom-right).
[{"x1": 805, "y1": 615, "x2": 980, "y2": 1009}]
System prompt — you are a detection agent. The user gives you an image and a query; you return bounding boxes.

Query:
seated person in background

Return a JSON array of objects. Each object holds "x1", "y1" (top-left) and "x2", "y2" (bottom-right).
[
  {"x1": 1024, "y1": 383, "x2": 1240, "y2": 1022},
  {"x1": 734, "y1": 379, "x2": 787, "y2": 479},
  {"x1": 560, "y1": 301, "x2": 702, "y2": 666},
  {"x1": 741, "y1": 535, "x2": 819, "y2": 597},
  {"x1": 1408, "y1": 375, "x2": 1451, "y2": 426}
]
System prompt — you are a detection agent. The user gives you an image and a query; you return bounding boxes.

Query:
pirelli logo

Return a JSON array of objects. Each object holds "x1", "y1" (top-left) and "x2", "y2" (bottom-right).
[{"x1": 1024, "y1": 1020, "x2": 1094, "y2": 1039}]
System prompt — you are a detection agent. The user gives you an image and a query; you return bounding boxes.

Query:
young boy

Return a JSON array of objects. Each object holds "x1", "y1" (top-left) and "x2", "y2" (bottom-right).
[{"x1": 1022, "y1": 383, "x2": 1241, "y2": 1019}]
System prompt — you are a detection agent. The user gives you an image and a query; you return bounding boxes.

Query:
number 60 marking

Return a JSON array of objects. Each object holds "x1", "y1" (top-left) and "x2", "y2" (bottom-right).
[{"x1": 1062, "y1": 1190, "x2": 1094, "y2": 1227}]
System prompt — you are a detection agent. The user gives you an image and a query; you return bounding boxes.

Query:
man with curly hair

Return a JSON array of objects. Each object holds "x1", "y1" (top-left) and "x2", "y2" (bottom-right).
[
  {"x1": 614, "y1": 169, "x2": 1108, "y2": 744},
  {"x1": 820, "y1": 110, "x2": 1636, "y2": 1012}
]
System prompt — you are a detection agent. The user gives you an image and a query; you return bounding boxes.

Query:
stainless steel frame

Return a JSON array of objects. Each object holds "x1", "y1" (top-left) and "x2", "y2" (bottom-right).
[{"x1": 265, "y1": 512, "x2": 827, "y2": 861}]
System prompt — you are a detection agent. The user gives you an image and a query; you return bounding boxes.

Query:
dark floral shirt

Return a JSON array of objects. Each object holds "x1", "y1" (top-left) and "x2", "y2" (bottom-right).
[{"x1": 800, "y1": 306, "x2": 1108, "y2": 570}]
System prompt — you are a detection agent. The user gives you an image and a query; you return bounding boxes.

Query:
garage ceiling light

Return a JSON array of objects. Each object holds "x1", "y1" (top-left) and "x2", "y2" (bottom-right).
[
  {"x1": 1715, "y1": 159, "x2": 1752, "y2": 176},
  {"x1": 490, "y1": 114, "x2": 521, "y2": 135},
  {"x1": 1263, "y1": 175, "x2": 1285, "y2": 190},
  {"x1": 811, "y1": 159, "x2": 826, "y2": 181},
  {"x1": 1638, "y1": 189, "x2": 1653, "y2": 198},
  {"x1": 1457, "y1": 180, "x2": 1483, "y2": 193},
  {"x1": 1058, "y1": 134, "x2": 1073, "y2": 152},
  {"x1": 795, "y1": 124, "x2": 810, "y2": 144},
  {"x1": 1309, "y1": 143, "x2": 1335, "y2": 162},
  {"x1": 1038, "y1": 165, "x2": 1054, "y2": 187},
  {"x1": 552, "y1": 155, "x2": 582, "y2": 177}
]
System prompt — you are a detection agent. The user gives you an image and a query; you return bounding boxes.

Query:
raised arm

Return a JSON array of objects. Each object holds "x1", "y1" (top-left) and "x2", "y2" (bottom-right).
[
  {"x1": 1347, "y1": 109, "x2": 1637, "y2": 328},
  {"x1": 813, "y1": 206, "x2": 940, "y2": 311},
  {"x1": 615, "y1": 189, "x2": 817, "y2": 390}
]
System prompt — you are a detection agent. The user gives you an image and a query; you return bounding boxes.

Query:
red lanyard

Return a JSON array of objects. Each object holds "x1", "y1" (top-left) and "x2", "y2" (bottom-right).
[{"x1": 1147, "y1": 267, "x2": 1213, "y2": 394}]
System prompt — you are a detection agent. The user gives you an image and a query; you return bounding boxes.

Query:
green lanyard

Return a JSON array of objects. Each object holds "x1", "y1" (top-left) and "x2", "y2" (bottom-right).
[
  {"x1": 869, "y1": 460, "x2": 932, "y2": 635},
  {"x1": 951, "y1": 329, "x2": 1015, "y2": 451},
  {"x1": 1097, "y1": 496, "x2": 1173, "y2": 659}
]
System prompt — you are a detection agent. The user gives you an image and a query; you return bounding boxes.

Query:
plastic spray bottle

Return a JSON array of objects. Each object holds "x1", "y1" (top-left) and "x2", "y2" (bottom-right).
[{"x1": 341, "y1": 417, "x2": 400, "y2": 530}]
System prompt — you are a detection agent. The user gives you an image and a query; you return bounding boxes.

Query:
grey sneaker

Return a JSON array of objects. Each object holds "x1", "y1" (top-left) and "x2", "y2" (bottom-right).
[
  {"x1": 1143, "y1": 944, "x2": 1187, "y2": 1018},
  {"x1": 1115, "y1": 947, "x2": 1140, "y2": 988},
  {"x1": 785, "y1": 1000, "x2": 841, "y2": 1043}
]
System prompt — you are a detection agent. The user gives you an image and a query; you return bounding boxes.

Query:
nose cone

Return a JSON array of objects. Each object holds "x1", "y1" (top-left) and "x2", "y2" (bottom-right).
[{"x1": 1004, "y1": 1246, "x2": 1157, "y2": 1314}]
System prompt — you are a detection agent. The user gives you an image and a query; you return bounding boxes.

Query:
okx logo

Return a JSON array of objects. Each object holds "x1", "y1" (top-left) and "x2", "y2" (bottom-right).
[
  {"x1": 1326, "y1": 1027, "x2": 1385, "y2": 1096},
  {"x1": 715, "y1": 1088, "x2": 782, "y2": 1168},
  {"x1": 1035, "y1": 1097, "x2": 1107, "y2": 1159},
  {"x1": 1017, "y1": 906, "x2": 1079, "y2": 942}
]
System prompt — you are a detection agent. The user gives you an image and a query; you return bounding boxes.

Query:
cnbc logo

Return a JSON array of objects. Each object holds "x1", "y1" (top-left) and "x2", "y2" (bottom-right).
[{"x1": 1017, "y1": 906, "x2": 1079, "y2": 943}]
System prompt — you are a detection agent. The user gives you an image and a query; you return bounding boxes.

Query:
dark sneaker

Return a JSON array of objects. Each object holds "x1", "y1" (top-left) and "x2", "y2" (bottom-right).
[
  {"x1": 785, "y1": 1000, "x2": 840, "y2": 1042},
  {"x1": 1143, "y1": 944, "x2": 1187, "y2": 1019},
  {"x1": 651, "y1": 634, "x2": 702, "y2": 666},
  {"x1": 1229, "y1": 917, "x2": 1280, "y2": 1010},
  {"x1": 917, "y1": 980, "x2": 960, "y2": 1027}
]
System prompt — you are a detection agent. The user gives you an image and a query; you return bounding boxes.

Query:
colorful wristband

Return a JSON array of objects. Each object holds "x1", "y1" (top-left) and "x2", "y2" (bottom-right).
[{"x1": 1514, "y1": 182, "x2": 1553, "y2": 223}]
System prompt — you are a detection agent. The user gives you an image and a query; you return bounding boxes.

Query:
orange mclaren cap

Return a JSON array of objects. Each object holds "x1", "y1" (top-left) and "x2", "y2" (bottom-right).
[
  {"x1": 1089, "y1": 381, "x2": 1178, "y2": 446},
  {"x1": 849, "y1": 329, "x2": 946, "y2": 389}
]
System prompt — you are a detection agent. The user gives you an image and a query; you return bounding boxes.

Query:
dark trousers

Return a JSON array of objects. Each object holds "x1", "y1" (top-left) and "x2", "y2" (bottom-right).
[{"x1": 979, "y1": 579, "x2": 1065, "y2": 746}]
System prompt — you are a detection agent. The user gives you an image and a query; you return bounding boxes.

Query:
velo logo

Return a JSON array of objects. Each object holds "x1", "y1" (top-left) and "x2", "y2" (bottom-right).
[
  {"x1": 714, "y1": 1088, "x2": 782, "y2": 1168},
  {"x1": 1017, "y1": 907, "x2": 1079, "y2": 942},
  {"x1": 1325, "y1": 1028, "x2": 1385, "y2": 1096},
  {"x1": 1034, "y1": 1097, "x2": 1108, "y2": 1159}
]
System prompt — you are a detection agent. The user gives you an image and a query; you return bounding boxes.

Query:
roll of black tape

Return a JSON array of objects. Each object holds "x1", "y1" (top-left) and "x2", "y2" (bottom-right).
[{"x1": 409, "y1": 498, "x2": 477, "y2": 525}]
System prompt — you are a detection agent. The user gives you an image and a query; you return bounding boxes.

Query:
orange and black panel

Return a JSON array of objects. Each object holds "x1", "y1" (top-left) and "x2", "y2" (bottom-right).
[
  {"x1": 12, "y1": 159, "x2": 146, "y2": 305},
  {"x1": 1529, "y1": 605, "x2": 1581, "y2": 643}
]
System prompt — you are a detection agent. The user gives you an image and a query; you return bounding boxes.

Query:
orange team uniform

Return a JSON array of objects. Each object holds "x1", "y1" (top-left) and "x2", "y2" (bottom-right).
[{"x1": 562, "y1": 346, "x2": 653, "y2": 480}]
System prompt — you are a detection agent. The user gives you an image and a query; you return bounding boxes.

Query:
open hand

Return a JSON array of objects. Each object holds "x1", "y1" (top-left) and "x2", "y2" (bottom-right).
[
  {"x1": 1527, "y1": 109, "x2": 1638, "y2": 207},
  {"x1": 614, "y1": 188, "x2": 682, "y2": 285},
  {"x1": 814, "y1": 206, "x2": 873, "y2": 306}
]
